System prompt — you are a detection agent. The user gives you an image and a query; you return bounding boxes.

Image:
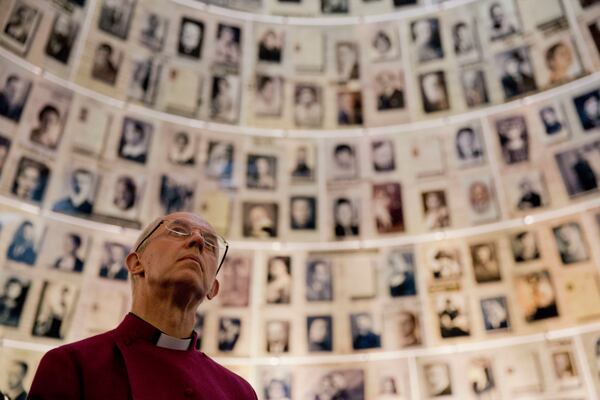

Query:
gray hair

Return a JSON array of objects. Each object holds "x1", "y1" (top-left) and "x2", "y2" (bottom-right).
[{"x1": 132, "y1": 217, "x2": 163, "y2": 254}]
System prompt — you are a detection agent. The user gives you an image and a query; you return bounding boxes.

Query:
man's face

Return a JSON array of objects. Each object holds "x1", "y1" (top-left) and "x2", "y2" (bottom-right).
[
  {"x1": 309, "y1": 319, "x2": 328, "y2": 342},
  {"x1": 291, "y1": 199, "x2": 311, "y2": 226},
  {"x1": 181, "y1": 22, "x2": 201, "y2": 49},
  {"x1": 7, "y1": 362, "x2": 25, "y2": 389},
  {"x1": 491, "y1": 4, "x2": 504, "y2": 25},
  {"x1": 398, "y1": 312, "x2": 415, "y2": 336},
  {"x1": 136, "y1": 213, "x2": 219, "y2": 299},
  {"x1": 63, "y1": 235, "x2": 77, "y2": 254},
  {"x1": 72, "y1": 171, "x2": 92, "y2": 196},
  {"x1": 17, "y1": 166, "x2": 40, "y2": 198},
  {"x1": 373, "y1": 142, "x2": 393, "y2": 168},
  {"x1": 335, "y1": 202, "x2": 353, "y2": 226},
  {"x1": 356, "y1": 315, "x2": 372, "y2": 334},
  {"x1": 422, "y1": 74, "x2": 442, "y2": 102},
  {"x1": 334, "y1": 149, "x2": 354, "y2": 168}
]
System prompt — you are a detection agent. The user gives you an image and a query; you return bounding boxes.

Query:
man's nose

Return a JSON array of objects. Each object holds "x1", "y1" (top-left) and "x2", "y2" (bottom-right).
[{"x1": 186, "y1": 231, "x2": 205, "y2": 249}]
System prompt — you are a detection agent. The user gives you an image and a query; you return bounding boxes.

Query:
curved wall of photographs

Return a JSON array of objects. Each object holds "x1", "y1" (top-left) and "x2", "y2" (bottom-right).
[{"x1": 2, "y1": 0, "x2": 600, "y2": 398}]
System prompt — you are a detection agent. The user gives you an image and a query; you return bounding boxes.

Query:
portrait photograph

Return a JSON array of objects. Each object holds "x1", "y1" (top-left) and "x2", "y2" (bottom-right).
[
  {"x1": 290, "y1": 196, "x2": 317, "y2": 231},
  {"x1": 460, "y1": 67, "x2": 489, "y2": 108},
  {"x1": 436, "y1": 293, "x2": 471, "y2": 338},
  {"x1": 0, "y1": 70, "x2": 32, "y2": 122},
  {"x1": 321, "y1": 0, "x2": 349, "y2": 14},
  {"x1": 419, "y1": 71, "x2": 450, "y2": 113},
  {"x1": 375, "y1": 373, "x2": 406, "y2": 399},
  {"x1": 158, "y1": 174, "x2": 195, "y2": 215},
  {"x1": 422, "y1": 362, "x2": 452, "y2": 396},
  {"x1": 454, "y1": 124, "x2": 485, "y2": 168},
  {"x1": 294, "y1": 83, "x2": 323, "y2": 128},
  {"x1": 98, "y1": 241, "x2": 129, "y2": 281},
  {"x1": 0, "y1": 273, "x2": 31, "y2": 328},
  {"x1": 219, "y1": 254, "x2": 252, "y2": 307},
  {"x1": 0, "y1": 0, "x2": 41, "y2": 56},
  {"x1": 31, "y1": 280, "x2": 78, "y2": 339},
  {"x1": 246, "y1": 154, "x2": 277, "y2": 190},
  {"x1": 421, "y1": 190, "x2": 450, "y2": 230},
  {"x1": 11, "y1": 156, "x2": 50, "y2": 204},
  {"x1": 542, "y1": 37, "x2": 583, "y2": 87},
  {"x1": 373, "y1": 70, "x2": 405, "y2": 112},
  {"x1": 306, "y1": 258, "x2": 333, "y2": 301},
  {"x1": 337, "y1": 90, "x2": 363, "y2": 126},
  {"x1": 44, "y1": 12, "x2": 79, "y2": 65},
  {"x1": 496, "y1": 47, "x2": 537, "y2": 99},
  {"x1": 470, "y1": 242, "x2": 501, "y2": 283},
  {"x1": 265, "y1": 256, "x2": 292, "y2": 304},
  {"x1": 91, "y1": 42, "x2": 123, "y2": 86},
  {"x1": 0, "y1": 135, "x2": 10, "y2": 177},
  {"x1": 265, "y1": 319, "x2": 290, "y2": 354},
  {"x1": 52, "y1": 166, "x2": 97, "y2": 216},
  {"x1": 554, "y1": 140, "x2": 600, "y2": 197},
  {"x1": 254, "y1": 75, "x2": 283, "y2": 117},
  {"x1": 288, "y1": 142, "x2": 315, "y2": 183},
  {"x1": 536, "y1": 102, "x2": 570, "y2": 144},
  {"x1": 451, "y1": 18, "x2": 480, "y2": 63},
  {"x1": 480, "y1": 296, "x2": 510, "y2": 331},
  {"x1": 411, "y1": 17, "x2": 444, "y2": 63},
  {"x1": 38, "y1": 227, "x2": 90, "y2": 273},
  {"x1": 128, "y1": 56, "x2": 162, "y2": 106},
  {"x1": 332, "y1": 195, "x2": 360, "y2": 239},
  {"x1": 210, "y1": 74, "x2": 240, "y2": 123},
  {"x1": 138, "y1": 10, "x2": 168, "y2": 52},
  {"x1": 242, "y1": 201, "x2": 278, "y2": 238},
  {"x1": 371, "y1": 139, "x2": 396, "y2": 173},
  {"x1": 257, "y1": 27, "x2": 284, "y2": 63},
  {"x1": 507, "y1": 170, "x2": 550, "y2": 211},
  {"x1": 6, "y1": 219, "x2": 43, "y2": 266},
  {"x1": 425, "y1": 247, "x2": 461, "y2": 284},
  {"x1": 307, "y1": 315, "x2": 333, "y2": 352},
  {"x1": 385, "y1": 248, "x2": 416, "y2": 297},
  {"x1": 368, "y1": 24, "x2": 400, "y2": 63},
  {"x1": 262, "y1": 370, "x2": 292, "y2": 400},
  {"x1": 515, "y1": 270, "x2": 559, "y2": 322},
  {"x1": 328, "y1": 141, "x2": 359, "y2": 181},
  {"x1": 166, "y1": 129, "x2": 197, "y2": 167},
  {"x1": 117, "y1": 117, "x2": 153, "y2": 164},
  {"x1": 573, "y1": 88, "x2": 600, "y2": 131},
  {"x1": 495, "y1": 114, "x2": 529, "y2": 164},
  {"x1": 350, "y1": 312, "x2": 381, "y2": 350},
  {"x1": 97, "y1": 0, "x2": 136, "y2": 40},
  {"x1": 214, "y1": 23, "x2": 242, "y2": 68},
  {"x1": 484, "y1": 0, "x2": 521, "y2": 42},
  {"x1": 372, "y1": 182, "x2": 404, "y2": 234},
  {"x1": 552, "y1": 221, "x2": 590, "y2": 265},
  {"x1": 551, "y1": 350, "x2": 579, "y2": 388},
  {"x1": 387, "y1": 309, "x2": 421, "y2": 348},
  {"x1": 205, "y1": 140, "x2": 234, "y2": 183},
  {"x1": 218, "y1": 317, "x2": 242, "y2": 352},
  {"x1": 96, "y1": 172, "x2": 144, "y2": 221},
  {"x1": 304, "y1": 369, "x2": 364, "y2": 400},
  {"x1": 510, "y1": 230, "x2": 540, "y2": 263},
  {"x1": 467, "y1": 357, "x2": 497, "y2": 396},
  {"x1": 177, "y1": 17, "x2": 204, "y2": 59},
  {"x1": 463, "y1": 175, "x2": 499, "y2": 224},
  {"x1": 335, "y1": 42, "x2": 360, "y2": 82}
]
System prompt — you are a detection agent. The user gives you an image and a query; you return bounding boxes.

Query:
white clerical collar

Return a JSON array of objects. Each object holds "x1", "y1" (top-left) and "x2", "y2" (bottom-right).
[{"x1": 156, "y1": 332, "x2": 192, "y2": 351}]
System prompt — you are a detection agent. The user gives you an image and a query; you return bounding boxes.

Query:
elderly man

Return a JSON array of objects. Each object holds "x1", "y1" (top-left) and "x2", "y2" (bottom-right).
[{"x1": 29, "y1": 212, "x2": 257, "y2": 399}]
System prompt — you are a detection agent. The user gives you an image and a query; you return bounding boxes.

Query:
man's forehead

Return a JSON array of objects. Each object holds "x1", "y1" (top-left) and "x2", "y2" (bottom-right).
[{"x1": 163, "y1": 212, "x2": 214, "y2": 231}]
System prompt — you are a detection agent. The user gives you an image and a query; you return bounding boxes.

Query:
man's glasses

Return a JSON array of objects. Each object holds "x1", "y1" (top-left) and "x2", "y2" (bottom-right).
[{"x1": 135, "y1": 219, "x2": 229, "y2": 273}]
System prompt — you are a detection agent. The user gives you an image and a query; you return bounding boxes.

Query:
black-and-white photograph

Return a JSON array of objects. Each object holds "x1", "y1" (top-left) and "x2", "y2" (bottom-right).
[
  {"x1": 544, "y1": 38, "x2": 582, "y2": 86},
  {"x1": 257, "y1": 28, "x2": 283, "y2": 63},
  {"x1": 336, "y1": 42, "x2": 360, "y2": 82},
  {"x1": 321, "y1": 0, "x2": 349, "y2": 14},
  {"x1": 262, "y1": 370, "x2": 292, "y2": 400},
  {"x1": 177, "y1": 17, "x2": 204, "y2": 59},
  {"x1": 486, "y1": 0, "x2": 520, "y2": 41},
  {"x1": 455, "y1": 125, "x2": 485, "y2": 167},
  {"x1": 218, "y1": 317, "x2": 241, "y2": 352},
  {"x1": 510, "y1": 230, "x2": 540, "y2": 263},
  {"x1": 496, "y1": 47, "x2": 537, "y2": 99},
  {"x1": 306, "y1": 259, "x2": 333, "y2": 301},
  {"x1": 373, "y1": 182, "x2": 404, "y2": 234},
  {"x1": 117, "y1": 117, "x2": 153, "y2": 164},
  {"x1": 392, "y1": 310, "x2": 421, "y2": 348},
  {"x1": 242, "y1": 202, "x2": 278, "y2": 238},
  {"x1": 552, "y1": 222, "x2": 590, "y2": 264},
  {"x1": 411, "y1": 18, "x2": 444, "y2": 63},
  {"x1": 265, "y1": 256, "x2": 292, "y2": 304},
  {"x1": 467, "y1": 358, "x2": 496, "y2": 396},
  {"x1": 481, "y1": 296, "x2": 510, "y2": 331},
  {"x1": 436, "y1": 294, "x2": 470, "y2": 338},
  {"x1": 552, "y1": 350, "x2": 579, "y2": 386},
  {"x1": 496, "y1": 114, "x2": 529, "y2": 164},
  {"x1": 266, "y1": 320, "x2": 290, "y2": 354},
  {"x1": 423, "y1": 362, "x2": 452, "y2": 396},
  {"x1": 307, "y1": 315, "x2": 333, "y2": 352},
  {"x1": 11, "y1": 156, "x2": 50, "y2": 204},
  {"x1": 290, "y1": 196, "x2": 316, "y2": 230},
  {"x1": 419, "y1": 71, "x2": 450, "y2": 113},
  {"x1": 167, "y1": 130, "x2": 197, "y2": 166},
  {"x1": 294, "y1": 84, "x2": 323, "y2": 128},
  {"x1": 386, "y1": 248, "x2": 416, "y2": 297},
  {"x1": 350, "y1": 312, "x2": 381, "y2": 350},
  {"x1": 427, "y1": 247, "x2": 462, "y2": 285},
  {"x1": 573, "y1": 89, "x2": 600, "y2": 131},
  {"x1": 289, "y1": 143, "x2": 315, "y2": 182},
  {"x1": 336, "y1": 90, "x2": 362, "y2": 126},
  {"x1": 460, "y1": 68, "x2": 489, "y2": 108},
  {"x1": 537, "y1": 103, "x2": 570, "y2": 143},
  {"x1": 306, "y1": 369, "x2": 364, "y2": 400},
  {"x1": 219, "y1": 254, "x2": 252, "y2": 307},
  {"x1": 328, "y1": 142, "x2": 359, "y2": 181},
  {"x1": 1, "y1": 0, "x2": 41, "y2": 56},
  {"x1": 254, "y1": 75, "x2": 283, "y2": 117},
  {"x1": 205, "y1": 140, "x2": 234, "y2": 182},
  {"x1": 214, "y1": 23, "x2": 242, "y2": 67},
  {"x1": 91, "y1": 42, "x2": 123, "y2": 86},
  {"x1": 515, "y1": 270, "x2": 559, "y2": 322},
  {"x1": 374, "y1": 70, "x2": 405, "y2": 112},
  {"x1": 98, "y1": 242, "x2": 129, "y2": 281},
  {"x1": 333, "y1": 196, "x2": 360, "y2": 239},
  {"x1": 107, "y1": 174, "x2": 142, "y2": 218},
  {"x1": 0, "y1": 72, "x2": 32, "y2": 122},
  {"x1": 465, "y1": 176, "x2": 499, "y2": 223},
  {"x1": 246, "y1": 154, "x2": 277, "y2": 190},
  {"x1": 97, "y1": 0, "x2": 136, "y2": 40},
  {"x1": 470, "y1": 242, "x2": 501, "y2": 283},
  {"x1": 554, "y1": 140, "x2": 600, "y2": 197},
  {"x1": 369, "y1": 25, "x2": 399, "y2": 62},
  {"x1": 44, "y1": 13, "x2": 79, "y2": 64},
  {"x1": 52, "y1": 167, "x2": 97, "y2": 216},
  {"x1": 128, "y1": 56, "x2": 162, "y2": 105},
  {"x1": 422, "y1": 190, "x2": 450, "y2": 230},
  {"x1": 510, "y1": 171, "x2": 549, "y2": 211},
  {"x1": 28, "y1": 102, "x2": 67, "y2": 151},
  {"x1": 158, "y1": 175, "x2": 195, "y2": 215},
  {"x1": 210, "y1": 75, "x2": 240, "y2": 123},
  {"x1": 0, "y1": 274, "x2": 30, "y2": 327},
  {"x1": 6, "y1": 220, "x2": 42, "y2": 266},
  {"x1": 47, "y1": 231, "x2": 88, "y2": 273},
  {"x1": 452, "y1": 19, "x2": 479, "y2": 61},
  {"x1": 138, "y1": 11, "x2": 168, "y2": 52},
  {"x1": 371, "y1": 139, "x2": 396, "y2": 172},
  {"x1": 31, "y1": 280, "x2": 78, "y2": 339}
]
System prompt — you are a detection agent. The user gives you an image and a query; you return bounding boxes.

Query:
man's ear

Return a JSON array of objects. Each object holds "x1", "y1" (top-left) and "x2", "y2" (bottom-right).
[
  {"x1": 206, "y1": 279, "x2": 220, "y2": 300},
  {"x1": 126, "y1": 252, "x2": 145, "y2": 277}
]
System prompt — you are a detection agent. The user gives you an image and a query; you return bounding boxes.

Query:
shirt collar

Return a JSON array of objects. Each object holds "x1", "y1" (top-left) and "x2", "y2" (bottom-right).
[{"x1": 119, "y1": 313, "x2": 199, "y2": 352}]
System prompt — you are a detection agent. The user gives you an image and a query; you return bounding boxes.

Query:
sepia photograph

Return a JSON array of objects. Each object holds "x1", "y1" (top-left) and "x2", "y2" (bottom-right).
[
  {"x1": 242, "y1": 202, "x2": 278, "y2": 238},
  {"x1": 91, "y1": 42, "x2": 123, "y2": 86},
  {"x1": 254, "y1": 75, "x2": 283, "y2": 117},
  {"x1": 464, "y1": 175, "x2": 499, "y2": 224},
  {"x1": 470, "y1": 241, "x2": 502, "y2": 283},
  {"x1": 515, "y1": 270, "x2": 559, "y2": 322},
  {"x1": 265, "y1": 319, "x2": 290, "y2": 354},
  {"x1": 177, "y1": 17, "x2": 204, "y2": 59},
  {"x1": 419, "y1": 71, "x2": 450, "y2": 113},
  {"x1": 495, "y1": 114, "x2": 529, "y2": 164},
  {"x1": 31, "y1": 280, "x2": 78, "y2": 339},
  {"x1": 423, "y1": 362, "x2": 452, "y2": 396},
  {"x1": 0, "y1": 0, "x2": 42, "y2": 56},
  {"x1": 454, "y1": 124, "x2": 485, "y2": 167},
  {"x1": 0, "y1": 70, "x2": 32, "y2": 122},
  {"x1": 481, "y1": 296, "x2": 510, "y2": 331},
  {"x1": 11, "y1": 156, "x2": 50, "y2": 204},
  {"x1": 421, "y1": 190, "x2": 450, "y2": 230},
  {"x1": 436, "y1": 293, "x2": 470, "y2": 338},
  {"x1": 543, "y1": 37, "x2": 583, "y2": 87},
  {"x1": 411, "y1": 17, "x2": 444, "y2": 63},
  {"x1": 44, "y1": 13, "x2": 79, "y2": 64},
  {"x1": 294, "y1": 83, "x2": 323, "y2": 128},
  {"x1": 496, "y1": 47, "x2": 537, "y2": 99},
  {"x1": 265, "y1": 256, "x2": 292, "y2": 304},
  {"x1": 306, "y1": 258, "x2": 333, "y2": 301},
  {"x1": 290, "y1": 196, "x2": 317, "y2": 230},
  {"x1": 97, "y1": 0, "x2": 136, "y2": 40},
  {"x1": 452, "y1": 18, "x2": 480, "y2": 62},
  {"x1": 372, "y1": 182, "x2": 404, "y2": 234},
  {"x1": 219, "y1": 254, "x2": 252, "y2": 307}
]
